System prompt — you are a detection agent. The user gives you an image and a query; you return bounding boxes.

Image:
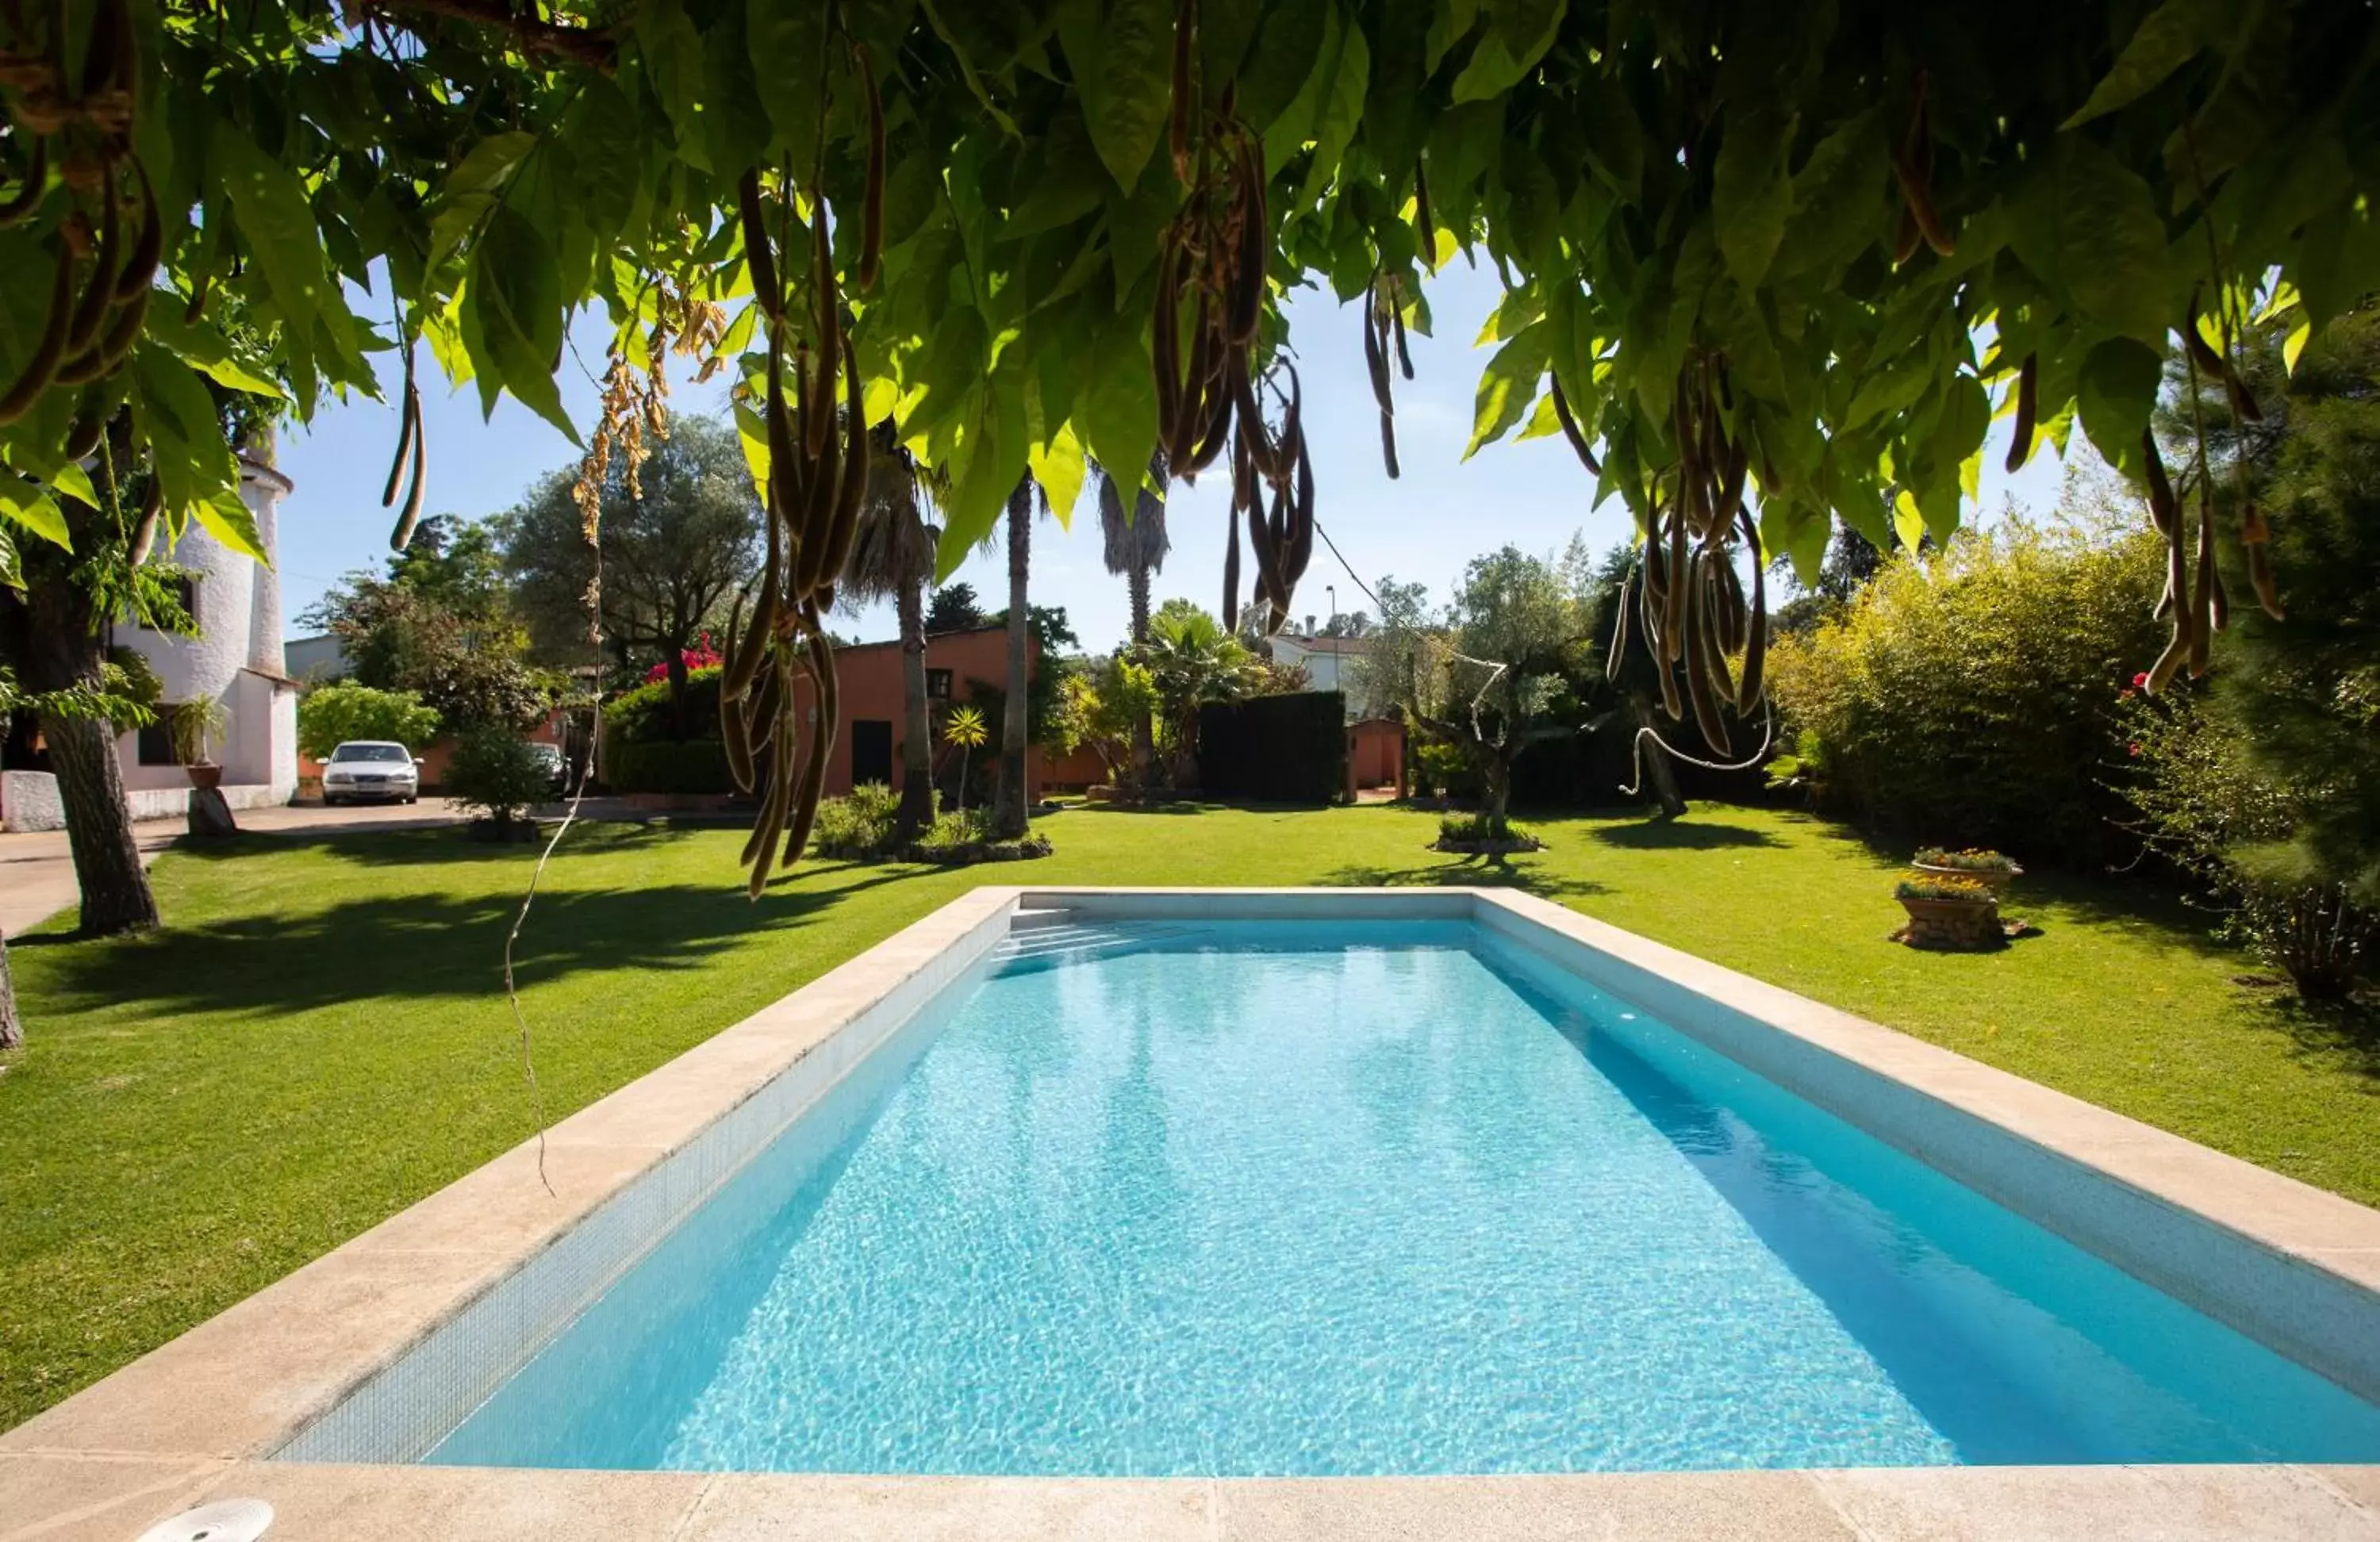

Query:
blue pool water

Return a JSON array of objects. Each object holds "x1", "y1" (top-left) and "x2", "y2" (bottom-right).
[{"x1": 428, "y1": 920, "x2": 2380, "y2": 1475}]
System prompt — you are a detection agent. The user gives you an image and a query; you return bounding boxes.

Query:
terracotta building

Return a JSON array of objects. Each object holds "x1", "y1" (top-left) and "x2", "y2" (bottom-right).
[{"x1": 790, "y1": 624, "x2": 1071, "y2": 802}]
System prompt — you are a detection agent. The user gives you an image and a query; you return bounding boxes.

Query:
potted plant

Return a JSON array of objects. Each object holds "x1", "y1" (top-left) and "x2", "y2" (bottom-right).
[
  {"x1": 1912, "y1": 846, "x2": 2023, "y2": 893},
  {"x1": 1894, "y1": 872, "x2": 2002, "y2": 949},
  {"x1": 168, "y1": 692, "x2": 229, "y2": 789}
]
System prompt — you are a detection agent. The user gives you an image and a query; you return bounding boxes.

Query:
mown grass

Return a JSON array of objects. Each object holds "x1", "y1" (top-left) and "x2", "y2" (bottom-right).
[{"x1": 3, "y1": 800, "x2": 2373, "y2": 1429}]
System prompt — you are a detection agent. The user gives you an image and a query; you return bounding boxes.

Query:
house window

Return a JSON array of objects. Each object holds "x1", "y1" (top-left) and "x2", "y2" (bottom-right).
[
  {"x1": 926, "y1": 668, "x2": 953, "y2": 700},
  {"x1": 172, "y1": 577, "x2": 198, "y2": 625},
  {"x1": 136, "y1": 707, "x2": 178, "y2": 765}
]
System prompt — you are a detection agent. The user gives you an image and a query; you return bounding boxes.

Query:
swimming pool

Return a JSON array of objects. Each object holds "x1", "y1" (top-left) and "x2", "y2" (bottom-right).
[{"x1": 353, "y1": 912, "x2": 2380, "y2": 1476}]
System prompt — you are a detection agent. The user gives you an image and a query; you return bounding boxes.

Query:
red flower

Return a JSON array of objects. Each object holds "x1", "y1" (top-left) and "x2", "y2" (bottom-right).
[
  {"x1": 2130, "y1": 672, "x2": 2150, "y2": 690},
  {"x1": 2127, "y1": 742, "x2": 2141, "y2": 758}
]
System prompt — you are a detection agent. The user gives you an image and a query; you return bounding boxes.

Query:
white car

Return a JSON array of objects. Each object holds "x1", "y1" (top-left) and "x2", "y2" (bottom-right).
[{"x1": 321, "y1": 741, "x2": 423, "y2": 805}]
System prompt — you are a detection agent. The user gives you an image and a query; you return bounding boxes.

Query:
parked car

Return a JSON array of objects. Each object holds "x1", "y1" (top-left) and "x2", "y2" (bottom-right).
[
  {"x1": 527, "y1": 742, "x2": 568, "y2": 796},
  {"x1": 321, "y1": 741, "x2": 423, "y2": 805}
]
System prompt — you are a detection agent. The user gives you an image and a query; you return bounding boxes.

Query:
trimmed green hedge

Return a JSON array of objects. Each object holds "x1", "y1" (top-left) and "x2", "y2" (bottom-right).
[
  {"x1": 605, "y1": 738, "x2": 733, "y2": 795},
  {"x1": 1196, "y1": 692, "x2": 1346, "y2": 804},
  {"x1": 604, "y1": 666, "x2": 724, "y2": 745}
]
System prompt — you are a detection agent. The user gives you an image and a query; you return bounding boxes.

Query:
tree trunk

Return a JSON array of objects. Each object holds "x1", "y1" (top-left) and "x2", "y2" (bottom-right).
[
  {"x1": 1628, "y1": 693, "x2": 1688, "y2": 819},
  {"x1": 0, "y1": 931, "x2": 21, "y2": 1052},
  {"x1": 43, "y1": 711, "x2": 159, "y2": 934},
  {"x1": 1127, "y1": 564, "x2": 1154, "y2": 785},
  {"x1": 1482, "y1": 752, "x2": 1513, "y2": 839},
  {"x1": 896, "y1": 575, "x2": 935, "y2": 836},
  {"x1": 993, "y1": 480, "x2": 1031, "y2": 839}
]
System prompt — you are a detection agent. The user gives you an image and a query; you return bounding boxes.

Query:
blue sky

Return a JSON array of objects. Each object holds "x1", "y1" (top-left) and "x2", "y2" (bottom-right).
[{"x1": 275, "y1": 261, "x2": 2067, "y2": 652}]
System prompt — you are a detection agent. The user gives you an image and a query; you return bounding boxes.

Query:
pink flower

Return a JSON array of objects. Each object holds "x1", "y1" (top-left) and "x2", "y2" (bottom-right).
[
  {"x1": 2131, "y1": 672, "x2": 2149, "y2": 690},
  {"x1": 2127, "y1": 742, "x2": 2141, "y2": 758}
]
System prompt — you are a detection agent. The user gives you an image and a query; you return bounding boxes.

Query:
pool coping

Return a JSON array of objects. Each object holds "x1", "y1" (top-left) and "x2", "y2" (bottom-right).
[{"x1": 6, "y1": 884, "x2": 2378, "y2": 1541}]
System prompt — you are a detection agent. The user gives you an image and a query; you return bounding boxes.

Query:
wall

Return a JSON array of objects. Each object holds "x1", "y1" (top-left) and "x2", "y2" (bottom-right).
[
  {"x1": 1348, "y1": 718, "x2": 1403, "y2": 790},
  {"x1": 790, "y1": 626, "x2": 1045, "y2": 801}
]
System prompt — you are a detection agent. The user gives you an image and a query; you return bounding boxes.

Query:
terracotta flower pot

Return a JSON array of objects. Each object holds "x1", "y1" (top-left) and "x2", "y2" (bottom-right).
[{"x1": 186, "y1": 762, "x2": 224, "y2": 791}]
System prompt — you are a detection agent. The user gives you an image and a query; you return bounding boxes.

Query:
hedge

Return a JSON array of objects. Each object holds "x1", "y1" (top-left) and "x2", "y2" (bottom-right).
[
  {"x1": 1196, "y1": 692, "x2": 1346, "y2": 804},
  {"x1": 605, "y1": 738, "x2": 734, "y2": 795},
  {"x1": 605, "y1": 665, "x2": 724, "y2": 746}
]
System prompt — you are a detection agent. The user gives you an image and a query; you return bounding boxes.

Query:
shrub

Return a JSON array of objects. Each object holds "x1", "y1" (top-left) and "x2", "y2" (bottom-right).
[
  {"x1": 603, "y1": 738, "x2": 732, "y2": 794},
  {"x1": 1439, "y1": 810, "x2": 1533, "y2": 845},
  {"x1": 443, "y1": 729, "x2": 551, "y2": 829},
  {"x1": 1894, "y1": 873, "x2": 1997, "y2": 902},
  {"x1": 1764, "y1": 512, "x2": 2164, "y2": 867},
  {"x1": 811, "y1": 784, "x2": 901, "y2": 855},
  {"x1": 1413, "y1": 739, "x2": 1480, "y2": 800},
  {"x1": 605, "y1": 665, "x2": 724, "y2": 745},
  {"x1": 2122, "y1": 692, "x2": 2378, "y2": 999},
  {"x1": 916, "y1": 807, "x2": 991, "y2": 852},
  {"x1": 298, "y1": 682, "x2": 441, "y2": 761},
  {"x1": 1914, "y1": 847, "x2": 2020, "y2": 874}
]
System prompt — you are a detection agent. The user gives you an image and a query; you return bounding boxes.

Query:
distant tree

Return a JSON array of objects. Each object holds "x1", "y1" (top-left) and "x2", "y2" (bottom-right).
[
  {"x1": 991, "y1": 478, "x2": 1039, "y2": 840},
  {"x1": 443, "y1": 728, "x2": 551, "y2": 837},
  {"x1": 500, "y1": 416, "x2": 760, "y2": 735},
  {"x1": 298, "y1": 684, "x2": 442, "y2": 761},
  {"x1": 1320, "y1": 611, "x2": 1372, "y2": 639},
  {"x1": 926, "y1": 583, "x2": 986, "y2": 632},
  {"x1": 1142, "y1": 600, "x2": 1259, "y2": 784},
  {"x1": 839, "y1": 423, "x2": 943, "y2": 837},
  {"x1": 1094, "y1": 453, "x2": 1170, "y2": 782},
  {"x1": 1397, "y1": 547, "x2": 1590, "y2": 838}
]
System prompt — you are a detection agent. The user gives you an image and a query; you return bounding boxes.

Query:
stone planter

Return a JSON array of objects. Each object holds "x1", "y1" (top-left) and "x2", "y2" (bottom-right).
[
  {"x1": 1896, "y1": 894, "x2": 2003, "y2": 950},
  {"x1": 1912, "y1": 860, "x2": 2020, "y2": 894}
]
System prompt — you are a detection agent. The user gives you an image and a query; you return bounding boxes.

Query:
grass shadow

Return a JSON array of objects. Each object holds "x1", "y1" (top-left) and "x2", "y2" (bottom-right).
[
  {"x1": 1588, "y1": 816, "x2": 1783, "y2": 851},
  {"x1": 1318, "y1": 853, "x2": 1611, "y2": 903}
]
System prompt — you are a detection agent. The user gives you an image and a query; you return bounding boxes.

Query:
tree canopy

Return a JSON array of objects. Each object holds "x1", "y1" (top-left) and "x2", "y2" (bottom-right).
[{"x1": 6, "y1": 0, "x2": 2371, "y2": 880}]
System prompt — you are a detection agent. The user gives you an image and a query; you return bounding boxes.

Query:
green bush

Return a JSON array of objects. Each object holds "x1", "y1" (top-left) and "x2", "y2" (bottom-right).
[
  {"x1": 1765, "y1": 513, "x2": 2164, "y2": 867},
  {"x1": 605, "y1": 665, "x2": 724, "y2": 745},
  {"x1": 916, "y1": 807, "x2": 991, "y2": 852},
  {"x1": 604, "y1": 738, "x2": 732, "y2": 795},
  {"x1": 1414, "y1": 739, "x2": 1481, "y2": 800},
  {"x1": 443, "y1": 729, "x2": 551, "y2": 828},
  {"x1": 811, "y1": 783, "x2": 901, "y2": 854},
  {"x1": 1439, "y1": 810, "x2": 1533, "y2": 844},
  {"x1": 298, "y1": 682, "x2": 441, "y2": 761}
]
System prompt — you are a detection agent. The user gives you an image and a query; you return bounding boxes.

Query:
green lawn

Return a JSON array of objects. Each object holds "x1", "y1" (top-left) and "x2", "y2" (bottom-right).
[{"x1": 3, "y1": 801, "x2": 2374, "y2": 1430}]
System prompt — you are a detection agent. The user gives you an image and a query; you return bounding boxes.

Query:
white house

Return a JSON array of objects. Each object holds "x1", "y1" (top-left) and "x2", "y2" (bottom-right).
[
  {"x1": 1267, "y1": 628, "x2": 1376, "y2": 701},
  {"x1": 112, "y1": 452, "x2": 301, "y2": 817}
]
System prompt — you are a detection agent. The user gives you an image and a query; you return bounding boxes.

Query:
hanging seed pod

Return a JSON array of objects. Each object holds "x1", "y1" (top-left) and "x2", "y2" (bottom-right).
[
  {"x1": 1548, "y1": 374, "x2": 1603, "y2": 477},
  {"x1": 781, "y1": 616, "x2": 838, "y2": 869},
  {"x1": 1606, "y1": 570, "x2": 1632, "y2": 683},
  {"x1": 182, "y1": 268, "x2": 210, "y2": 324},
  {"x1": 854, "y1": 44, "x2": 885, "y2": 289},
  {"x1": 2140, "y1": 431, "x2": 2179, "y2": 538},
  {"x1": 1735, "y1": 507, "x2": 1767, "y2": 713},
  {"x1": 0, "y1": 138, "x2": 48, "y2": 226},
  {"x1": 2005, "y1": 353, "x2": 2037, "y2": 474},
  {"x1": 1696, "y1": 558, "x2": 1737, "y2": 704},
  {"x1": 1169, "y1": 0, "x2": 1196, "y2": 182},
  {"x1": 1682, "y1": 554, "x2": 1733, "y2": 755},
  {"x1": 823, "y1": 339, "x2": 869, "y2": 578},
  {"x1": 0, "y1": 243, "x2": 76, "y2": 425},
  {"x1": 2188, "y1": 492, "x2": 2217, "y2": 676},
  {"x1": 737, "y1": 169, "x2": 781, "y2": 322},
  {"x1": 381, "y1": 368, "x2": 417, "y2": 508},
  {"x1": 1412, "y1": 159, "x2": 1435, "y2": 267},
  {"x1": 65, "y1": 178, "x2": 119, "y2": 356},
  {"x1": 1390, "y1": 297, "x2": 1412, "y2": 380},
  {"x1": 113, "y1": 157, "x2": 159, "y2": 301},
  {"x1": 391, "y1": 382, "x2": 427, "y2": 550},
  {"x1": 63, "y1": 396, "x2": 103, "y2": 461},
  {"x1": 2244, "y1": 532, "x2": 2284, "y2": 621},
  {"x1": 1225, "y1": 136, "x2": 1266, "y2": 347},
  {"x1": 1152, "y1": 237, "x2": 1184, "y2": 451},
  {"x1": 126, "y1": 475, "x2": 162, "y2": 566}
]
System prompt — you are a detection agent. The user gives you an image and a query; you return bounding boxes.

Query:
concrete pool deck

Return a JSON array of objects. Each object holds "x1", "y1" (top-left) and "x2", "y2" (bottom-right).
[{"x1": 6, "y1": 886, "x2": 2379, "y2": 1540}]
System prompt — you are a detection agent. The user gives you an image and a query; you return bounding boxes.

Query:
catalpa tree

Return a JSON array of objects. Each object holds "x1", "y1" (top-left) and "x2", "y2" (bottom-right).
[{"x1": 2, "y1": 0, "x2": 2370, "y2": 892}]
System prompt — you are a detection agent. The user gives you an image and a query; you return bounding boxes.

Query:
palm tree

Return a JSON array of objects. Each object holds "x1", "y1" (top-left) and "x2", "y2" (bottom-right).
[
  {"x1": 838, "y1": 422, "x2": 943, "y2": 838},
  {"x1": 991, "y1": 476, "x2": 1036, "y2": 839},
  {"x1": 1096, "y1": 452, "x2": 1170, "y2": 784},
  {"x1": 1142, "y1": 602, "x2": 1258, "y2": 786},
  {"x1": 942, "y1": 704, "x2": 987, "y2": 814}
]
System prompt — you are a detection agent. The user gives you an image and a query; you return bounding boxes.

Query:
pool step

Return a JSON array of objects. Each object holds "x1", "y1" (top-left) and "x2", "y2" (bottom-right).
[{"x1": 993, "y1": 919, "x2": 1206, "y2": 969}]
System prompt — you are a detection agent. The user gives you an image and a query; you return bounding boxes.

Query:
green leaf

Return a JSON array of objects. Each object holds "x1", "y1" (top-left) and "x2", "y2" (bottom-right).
[
  {"x1": 2053, "y1": 139, "x2": 2178, "y2": 347},
  {"x1": 747, "y1": 0, "x2": 829, "y2": 166},
  {"x1": 472, "y1": 207, "x2": 579, "y2": 443},
  {"x1": 2063, "y1": 0, "x2": 2230, "y2": 128},
  {"x1": 142, "y1": 307, "x2": 286, "y2": 399},
  {"x1": 0, "y1": 476, "x2": 70, "y2": 550},
  {"x1": 1297, "y1": 15, "x2": 1372, "y2": 204},
  {"x1": 1059, "y1": 0, "x2": 1174, "y2": 192},
  {"x1": 632, "y1": 0, "x2": 708, "y2": 162},
  {"x1": 424, "y1": 131, "x2": 539, "y2": 274},
  {"x1": 937, "y1": 359, "x2": 1032, "y2": 576},
  {"x1": 1465, "y1": 320, "x2": 1551, "y2": 458},
  {"x1": 210, "y1": 121, "x2": 337, "y2": 339},
  {"x1": 194, "y1": 486, "x2": 267, "y2": 564},
  {"x1": 1071, "y1": 319, "x2": 1157, "y2": 513},
  {"x1": 1262, "y1": 6, "x2": 1342, "y2": 175},
  {"x1": 1030, "y1": 420, "x2": 1089, "y2": 529},
  {"x1": 700, "y1": 2, "x2": 775, "y2": 178},
  {"x1": 2076, "y1": 336, "x2": 2163, "y2": 474},
  {"x1": 1713, "y1": 106, "x2": 1796, "y2": 290},
  {"x1": 1425, "y1": 0, "x2": 1480, "y2": 72},
  {"x1": 1450, "y1": 0, "x2": 1567, "y2": 104},
  {"x1": 131, "y1": 344, "x2": 244, "y2": 541}
]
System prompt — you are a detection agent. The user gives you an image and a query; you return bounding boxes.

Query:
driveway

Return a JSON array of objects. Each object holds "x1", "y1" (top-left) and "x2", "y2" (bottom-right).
[{"x1": 0, "y1": 798, "x2": 474, "y2": 937}]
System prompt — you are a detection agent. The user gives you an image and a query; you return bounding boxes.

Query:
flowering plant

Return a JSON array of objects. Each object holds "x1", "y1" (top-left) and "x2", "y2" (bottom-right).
[
  {"x1": 1894, "y1": 873, "x2": 1998, "y2": 903},
  {"x1": 642, "y1": 635, "x2": 723, "y2": 684},
  {"x1": 1912, "y1": 847, "x2": 2021, "y2": 874}
]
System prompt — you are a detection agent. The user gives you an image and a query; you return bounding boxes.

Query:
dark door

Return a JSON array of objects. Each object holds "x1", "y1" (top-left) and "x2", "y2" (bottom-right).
[{"x1": 850, "y1": 719, "x2": 893, "y2": 787}]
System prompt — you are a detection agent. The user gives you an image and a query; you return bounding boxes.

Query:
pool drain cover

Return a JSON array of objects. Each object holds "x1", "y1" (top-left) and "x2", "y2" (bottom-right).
[{"x1": 136, "y1": 1498, "x2": 273, "y2": 1542}]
